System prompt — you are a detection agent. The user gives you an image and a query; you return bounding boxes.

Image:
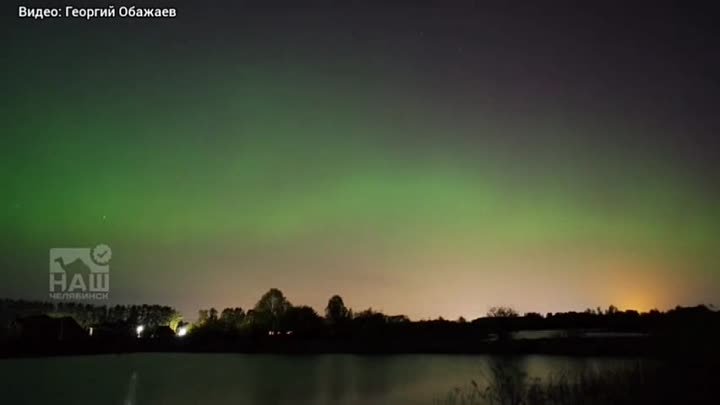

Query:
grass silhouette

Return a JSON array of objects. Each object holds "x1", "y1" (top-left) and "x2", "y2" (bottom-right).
[{"x1": 435, "y1": 360, "x2": 714, "y2": 405}]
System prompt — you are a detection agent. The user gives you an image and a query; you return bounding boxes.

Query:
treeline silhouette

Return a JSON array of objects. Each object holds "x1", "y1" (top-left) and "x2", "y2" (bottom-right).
[
  {"x1": 0, "y1": 298, "x2": 181, "y2": 329},
  {"x1": 188, "y1": 291, "x2": 719, "y2": 338},
  {"x1": 1, "y1": 290, "x2": 719, "y2": 357}
]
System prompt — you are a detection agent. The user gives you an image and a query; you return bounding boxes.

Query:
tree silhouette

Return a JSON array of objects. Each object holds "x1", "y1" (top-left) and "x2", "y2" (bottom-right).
[
  {"x1": 353, "y1": 308, "x2": 387, "y2": 336},
  {"x1": 253, "y1": 288, "x2": 291, "y2": 331},
  {"x1": 325, "y1": 295, "x2": 350, "y2": 324},
  {"x1": 197, "y1": 309, "x2": 209, "y2": 325},
  {"x1": 487, "y1": 306, "x2": 519, "y2": 318},
  {"x1": 487, "y1": 306, "x2": 519, "y2": 341},
  {"x1": 282, "y1": 306, "x2": 323, "y2": 334},
  {"x1": 220, "y1": 307, "x2": 245, "y2": 331}
]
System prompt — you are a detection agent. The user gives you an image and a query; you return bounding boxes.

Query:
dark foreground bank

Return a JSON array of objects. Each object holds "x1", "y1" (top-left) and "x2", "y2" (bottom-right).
[
  {"x1": 2, "y1": 332, "x2": 720, "y2": 360},
  {"x1": 435, "y1": 358, "x2": 719, "y2": 405}
]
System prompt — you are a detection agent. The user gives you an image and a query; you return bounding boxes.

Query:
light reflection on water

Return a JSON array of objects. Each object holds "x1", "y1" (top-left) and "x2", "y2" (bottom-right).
[{"x1": 0, "y1": 354, "x2": 640, "y2": 405}]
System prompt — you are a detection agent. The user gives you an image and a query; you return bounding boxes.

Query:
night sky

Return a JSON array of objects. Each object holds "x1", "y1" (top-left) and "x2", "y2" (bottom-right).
[{"x1": 2, "y1": 1, "x2": 719, "y2": 320}]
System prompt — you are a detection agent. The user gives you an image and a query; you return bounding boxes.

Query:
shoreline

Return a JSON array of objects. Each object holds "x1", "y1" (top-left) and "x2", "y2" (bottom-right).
[{"x1": 2, "y1": 335, "x2": 718, "y2": 360}]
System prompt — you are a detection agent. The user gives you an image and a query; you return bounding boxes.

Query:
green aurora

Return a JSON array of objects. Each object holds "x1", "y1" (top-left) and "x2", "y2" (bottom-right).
[{"x1": 2, "y1": 5, "x2": 719, "y2": 319}]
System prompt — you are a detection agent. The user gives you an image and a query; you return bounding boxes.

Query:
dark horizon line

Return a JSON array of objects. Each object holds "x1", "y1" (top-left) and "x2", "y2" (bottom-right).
[{"x1": 2, "y1": 295, "x2": 717, "y2": 322}]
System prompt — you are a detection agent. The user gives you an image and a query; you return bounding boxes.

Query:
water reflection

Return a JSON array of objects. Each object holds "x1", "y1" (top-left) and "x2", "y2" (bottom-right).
[
  {"x1": 0, "y1": 354, "x2": 641, "y2": 405},
  {"x1": 123, "y1": 371, "x2": 137, "y2": 405}
]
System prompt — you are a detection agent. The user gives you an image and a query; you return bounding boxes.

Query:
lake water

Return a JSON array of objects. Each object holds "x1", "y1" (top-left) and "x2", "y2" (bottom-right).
[{"x1": 0, "y1": 354, "x2": 639, "y2": 405}]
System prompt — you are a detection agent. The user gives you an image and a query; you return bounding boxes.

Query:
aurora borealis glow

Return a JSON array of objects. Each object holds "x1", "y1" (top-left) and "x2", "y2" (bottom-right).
[{"x1": 2, "y1": 2, "x2": 719, "y2": 320}]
